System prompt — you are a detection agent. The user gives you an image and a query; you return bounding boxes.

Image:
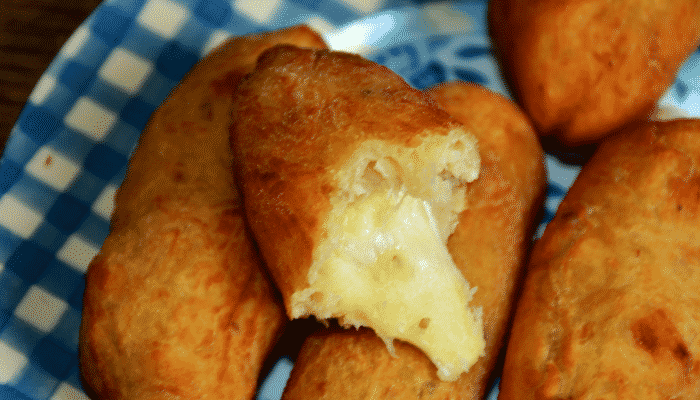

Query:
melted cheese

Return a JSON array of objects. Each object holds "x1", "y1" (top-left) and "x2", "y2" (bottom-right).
[
  {"x1": 291, "y1": 129, "x2": 484, "y2": 381},
  {"x1": 294, "y1": 190, "x2": 485, "y2": 381}
]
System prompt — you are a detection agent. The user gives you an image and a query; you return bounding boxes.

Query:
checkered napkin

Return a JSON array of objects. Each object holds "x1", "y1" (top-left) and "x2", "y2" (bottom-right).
[{"x1": 0, "y1": 0, "x2": 434, "y2": 398}]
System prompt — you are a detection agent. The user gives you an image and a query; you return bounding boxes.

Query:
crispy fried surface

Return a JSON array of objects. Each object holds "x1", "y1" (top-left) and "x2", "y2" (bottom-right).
[
  {"x1": 229, "y1": 46, "x2": 464, "y2": 313},
  {"x1": 78, "y1": 26, "x2": 326, "y2": 400},
  {"x1": 500, "y1": 120, "x2": 700, "y2": 399},
  {"x1": 280, "y1": 82, "x2": 546, "y2": 399},
  {"x1": 110, "y1": 26, "x2": 327, "y2": 230},
  {"x1": 489, "y1": 0, "x2": 700, "y2": 145},
  {"x1": 81, "y1": 200, "x2": 282, "y2": 400},
  {"x1": 287, "y1": 327, "x2": 459, "y2": 399}
]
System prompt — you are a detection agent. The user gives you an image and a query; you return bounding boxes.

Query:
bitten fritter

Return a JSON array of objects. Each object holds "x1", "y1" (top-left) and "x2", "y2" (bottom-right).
[
  {"x1": 78, "y1": 26, "x2": 326, "y2": 400},
  {"x1": 500, "y1": 119, "x2": 700, "y2": 399},
  {"x1": 489, "y1": 0, "x2": 700, "y2": 145},
  {"x1": 230, "y1": 47, "x2": 485, "y2": 380},
  {"x1": 279, "y1": 82, "x2": 546, "y2": 399}
]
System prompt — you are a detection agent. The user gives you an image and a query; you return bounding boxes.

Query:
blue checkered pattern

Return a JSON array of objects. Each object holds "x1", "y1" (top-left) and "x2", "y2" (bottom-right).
[{"x1": 2, "y1": 0, "x2": 699, "y2": 399}]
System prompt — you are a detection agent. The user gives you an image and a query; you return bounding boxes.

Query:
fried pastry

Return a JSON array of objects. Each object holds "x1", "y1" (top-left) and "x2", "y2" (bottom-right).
[
  {"x1": 78, "y1": 26, "x2": 326, "y2": 400},
  {"x1": 230, "y1": 48, "x2": 487, "y2": 380},
  {"x1": 489, "y1": 0, "x2": 700, "y2": 145},
  {"x1": 280, "y1": 82, "x2": 546, "y2": 399},
  {"x1": 500, "y1": 119, "x2": 700, "y2": 399}
]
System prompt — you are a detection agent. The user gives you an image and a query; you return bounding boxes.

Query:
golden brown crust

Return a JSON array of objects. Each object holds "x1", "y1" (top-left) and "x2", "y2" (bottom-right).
[
  {"x1": 111, "y1": 25, "x2": 327, "y2": 230},
  {"x1": 80, "y1": 200, "x2": 282, "y2": 400},
  {"x1": 500, "y1": 119, "x2": 700, "y2": 399},
  {"x1": 488, "y1": 0, "x2": 700, "y2": 145},
  {"x1": 436, "y1": 82, "x2": 546, "y2": 394},
  {"x1": 285, "y1": 327, "x2": 462, "y2": 399},
  {"x1": 229, "y1": 46, "x2": 464, "y2": 314},
  {"x1": 79, "y1": 26, "x2": 327, "y2": 400},
  {"x1": 280, "y1": 81, "x2": 546, "y2": 399}
]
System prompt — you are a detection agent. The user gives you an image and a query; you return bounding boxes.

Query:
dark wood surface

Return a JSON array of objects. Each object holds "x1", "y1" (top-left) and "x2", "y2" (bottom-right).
[{"x1": 0, "y1": 0, "x2": 102, "y2": 153}]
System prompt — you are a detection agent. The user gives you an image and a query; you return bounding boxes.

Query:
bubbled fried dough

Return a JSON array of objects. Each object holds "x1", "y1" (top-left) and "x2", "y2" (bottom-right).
[
  {"x1": 286, "y1": 328, "x2": 462, "y2": 399},
  {"x1": 500, "y1": 120, "x2": 700, "y2": 399},
  {"x1": 108, "y1": 25, "x2": 327, "y2": 231},
  {"x1": 231, "y1": 47, "x2": 488, "y2": 380},
  {"x1": 80, "y1": 199, "x2": 282, "y2": 400},
  {"x1": 280, "y1": 82, "x2": 546, "y2": 399},
  {"x1": 489, "y1": 0, "x2": 700, "y2": 145},
  {"x1": 230, "y1": 46, "x2": 469, "y2": 306},
  {"x1": 78, "y1": 26, "x2": 327, "y2": 400}
]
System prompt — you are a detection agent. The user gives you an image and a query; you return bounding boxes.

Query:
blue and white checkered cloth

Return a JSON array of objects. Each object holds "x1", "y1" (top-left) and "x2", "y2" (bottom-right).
[{"x1": 2, "y1": 0, "x2": 699, "y2": 398}]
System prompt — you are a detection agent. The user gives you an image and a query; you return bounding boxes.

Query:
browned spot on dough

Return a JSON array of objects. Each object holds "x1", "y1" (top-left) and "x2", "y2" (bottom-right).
[
  {"x1": 314, "y1": 381, "x2": 326, "y2": 394},
  {"x1": 44, "y1": 155, "x2": 52, "y2": 167},
  {"x1": 675, "y1": 343, "x2": 691, "y2": 362},
  {"x1": 216, "y1": 208, "x2": 243, "y2": 237},
  {"x1": 154, "y1": 195, "x2": 166, "y2": 209},
  {"x1": 321, "y1": 183, "x2": 334, "y2": 196},
  {"x1": 669, "y1": 175, "x2": 700, "y2": 216},
  {"x1": 172, "y1": 160, "x2": 186, "y2": 182},
  {"x1": 631, "y1": 309, "x2": 692, "y2": 371},
  {"x1": 580, "y1": 321, "x2": 594, "y2": 342},
  {"x1": 634, "y1": 319, "x2": 658, "y2": 352},
  {"x1": 559, "y1": 209, "x2": 578, "y2": 224},
  {"x1": 205, "y1": 271, "x2": 226, "y2": 288},
  {"x1": 257, "y1": 171, "x2": 278, "y2": 183},
  {"x1": 419, "y1": 318, "x2": 430, "y2": 329},
  {"x1": 211, "y1": 71, "x2": 243, "y2": 96},
  {"x1": 200, "y1": 101, "x2": 213, "y2": 121}
]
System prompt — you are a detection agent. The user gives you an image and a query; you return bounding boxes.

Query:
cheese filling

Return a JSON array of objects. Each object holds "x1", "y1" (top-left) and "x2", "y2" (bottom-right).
[{"x1": 291, "y1": 129, "x2": 485, "y2": 381}]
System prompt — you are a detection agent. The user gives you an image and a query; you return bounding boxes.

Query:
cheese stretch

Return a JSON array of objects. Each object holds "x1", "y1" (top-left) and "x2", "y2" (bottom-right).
[{"x1": 291, "y1": 130, "x2": 485, "y2": 381}]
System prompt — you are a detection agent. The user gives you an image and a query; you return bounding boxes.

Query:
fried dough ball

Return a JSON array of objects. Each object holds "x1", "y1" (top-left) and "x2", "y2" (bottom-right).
[
  {"x1": 277, "y1": 82, "x2": 545, "y2": 399},
  {"x1": 78, "y1": 26, "x2": 326, "y2": 400},
  {"x1": 500, "y1": 119, "x2": 700, "y2": 399},
  {"x1": 489, "y1": 0, "x2": 700, "y2": 144},
  {"x1": 230, "y1": 47, "x2": 490, "y2": 380}
]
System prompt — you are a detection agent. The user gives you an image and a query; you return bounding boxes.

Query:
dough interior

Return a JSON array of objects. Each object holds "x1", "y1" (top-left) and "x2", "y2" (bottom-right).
[{"x1": 291, "y1": 129, "x2": 485, "y2": 381}]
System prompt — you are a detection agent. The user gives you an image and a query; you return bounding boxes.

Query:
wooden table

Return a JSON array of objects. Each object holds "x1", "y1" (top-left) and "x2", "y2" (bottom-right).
[{"x1": 0, "y1": 0, "x2": 102, "y2": 153}]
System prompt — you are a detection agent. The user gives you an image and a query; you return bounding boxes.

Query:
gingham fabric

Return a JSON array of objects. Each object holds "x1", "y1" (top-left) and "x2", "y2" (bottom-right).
[{"x1": 1, "y1": 0, "x2": 699, "y2": 399}]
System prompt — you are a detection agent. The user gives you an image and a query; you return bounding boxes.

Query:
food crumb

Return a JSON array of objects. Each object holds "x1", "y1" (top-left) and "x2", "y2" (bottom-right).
[{"x1": 419, "y1": 318, "x2": 430, "y2": 329}]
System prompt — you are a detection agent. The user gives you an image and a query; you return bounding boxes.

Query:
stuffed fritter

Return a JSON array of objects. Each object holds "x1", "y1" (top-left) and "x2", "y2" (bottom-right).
[
  {"x1": 231, "y1": 48, "x2": 486, "y2": 380},
  {"x1": 280, "y1": 82, "x2": 546, "y2": 399},
  {"x1": 489, "y1": 0, "x2": 700, "y2": 145},
  {"x1": 78, "y1": 26, "x2": 326, "y2": 400},
  {"x1": 500, "y1": 119, "x2": 700, "y2": 399}
]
